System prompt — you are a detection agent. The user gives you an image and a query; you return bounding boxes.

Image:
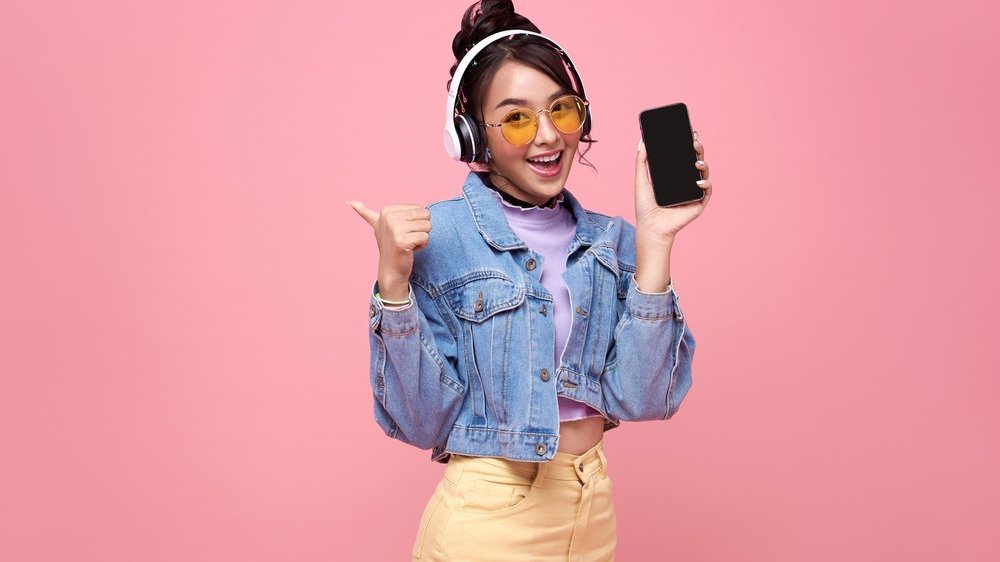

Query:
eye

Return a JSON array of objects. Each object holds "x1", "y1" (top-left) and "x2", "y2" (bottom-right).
[
  {"x1": 551, "y1": 96, "x2": 578, "y2": 115},
  {"x1": 503, "y1": 109, "x2": 534, "y2": 127}
]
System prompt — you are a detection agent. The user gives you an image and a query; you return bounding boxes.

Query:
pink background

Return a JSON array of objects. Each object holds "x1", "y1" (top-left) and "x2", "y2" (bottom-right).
[{"x1": 2, "y1": 0, "x2": 998, "y2": 560}]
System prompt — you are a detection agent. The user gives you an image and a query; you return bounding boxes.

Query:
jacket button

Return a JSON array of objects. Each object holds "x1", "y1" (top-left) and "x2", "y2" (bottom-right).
[
  {"x1": 525, "y1": 259, "x2": 536, "y2": 271},
  {"x1": 540, "y1": 368, "x2": 550, "y2": 382},
  {"x1": 540, "y1": 304, "x2": 547, "y2": 316},
  {"x1": 369, "y1": 304, "x2": 376, "y2": 317},
  {"x1": 535, "y1": 443, "x2": 547, "y2": 456},
  {"x1": 575, "y1": 306, "x2": 588, "y2": 316}
]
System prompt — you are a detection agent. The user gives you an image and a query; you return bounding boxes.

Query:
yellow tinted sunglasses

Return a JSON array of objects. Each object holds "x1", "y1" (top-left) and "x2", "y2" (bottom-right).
[{"x1": 483, "y1": 94, "x2": 589, "y2": 147}]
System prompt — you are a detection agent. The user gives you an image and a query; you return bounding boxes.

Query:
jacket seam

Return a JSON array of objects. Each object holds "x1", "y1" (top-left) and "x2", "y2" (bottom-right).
[
  {"x1": 450, "y1": 425, "x2": 559, "y2": 438},
  {"x1": 378, "y1": 323, "x2": 418, "y2": 337},
  {"x1": 663, "y1": 313, "x2": 687, "y2": 420}
]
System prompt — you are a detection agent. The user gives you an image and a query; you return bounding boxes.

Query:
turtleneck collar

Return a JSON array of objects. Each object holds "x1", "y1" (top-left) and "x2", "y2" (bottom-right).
[
  {"x1": 489, "y1": 189, "x2": 567, "y2": 219},
  {"x1": 478, "y1": 172, "x2": 558, "y2": 209}
]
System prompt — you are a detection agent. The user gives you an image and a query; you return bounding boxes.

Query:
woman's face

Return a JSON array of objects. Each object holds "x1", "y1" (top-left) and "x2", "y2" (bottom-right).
[{"x1": 480, "y1": 59, "x2": 582, "y2": 206}]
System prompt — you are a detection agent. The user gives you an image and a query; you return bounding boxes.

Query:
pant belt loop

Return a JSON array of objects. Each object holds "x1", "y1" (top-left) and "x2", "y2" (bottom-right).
[
  {"x1": 567, "y1": 468, "x2": 596, "y2": 561},
  {"x1": 531, "y1": 459, "x2": 548, "y2": 489}
]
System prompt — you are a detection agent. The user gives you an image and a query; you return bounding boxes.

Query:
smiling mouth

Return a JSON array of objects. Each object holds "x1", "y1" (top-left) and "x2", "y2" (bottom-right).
[{"x1": 525, "y1": 151, "x2": 562, "y2": 170}]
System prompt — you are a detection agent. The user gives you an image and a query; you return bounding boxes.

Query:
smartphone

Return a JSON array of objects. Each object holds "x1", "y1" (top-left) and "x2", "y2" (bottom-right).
[{"x1": 638, "y1": 102, "x2": 704, "y2": 207}]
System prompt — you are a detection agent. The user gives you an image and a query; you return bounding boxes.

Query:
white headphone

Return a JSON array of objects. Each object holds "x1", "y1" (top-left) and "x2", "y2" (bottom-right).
[{"x1": 443, "y1": 29, "x2": 590, "y2": 162}]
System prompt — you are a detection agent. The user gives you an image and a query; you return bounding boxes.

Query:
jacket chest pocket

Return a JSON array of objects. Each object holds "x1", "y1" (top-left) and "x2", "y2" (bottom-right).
[
  {"x1": 444, "y1": 273, "x2": 526, "y2": 322},
  {"x1": 442, "y1": 273, "x2": 526, "y2": 426}
]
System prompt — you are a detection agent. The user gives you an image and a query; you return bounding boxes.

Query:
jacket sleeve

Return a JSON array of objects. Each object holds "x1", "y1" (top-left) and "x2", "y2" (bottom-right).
[
  {"x1": 367, "y1": 278, "x2": 467, "y2": 450},
  {"x1": 601, "y1": 272, "x2": 696, "y2": 422}
]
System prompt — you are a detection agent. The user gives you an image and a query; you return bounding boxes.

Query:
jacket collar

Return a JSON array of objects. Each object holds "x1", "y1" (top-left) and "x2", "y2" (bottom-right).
[{"x1": 461, "y1": 171, "x2": 607, "y2": 252}]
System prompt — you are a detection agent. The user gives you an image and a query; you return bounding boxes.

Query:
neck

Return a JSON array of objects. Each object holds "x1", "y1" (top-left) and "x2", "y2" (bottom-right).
[{"x1": 482, "y1": 174, "x2": 556, "y2": 208}]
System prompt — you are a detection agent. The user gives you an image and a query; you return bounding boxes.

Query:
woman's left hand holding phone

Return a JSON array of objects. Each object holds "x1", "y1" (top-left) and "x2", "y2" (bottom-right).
[
  {"x1": 347, "y1": 200, "x2": 432, "y2": 301},
  {"x1": 632, "y1": 137, "x2": 712, "y2": 293}
]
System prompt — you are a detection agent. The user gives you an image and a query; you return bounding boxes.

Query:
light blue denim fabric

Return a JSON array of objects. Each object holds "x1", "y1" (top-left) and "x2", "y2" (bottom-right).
[{"x1": 367, "y1": 171, "x2": 696, "y2": 463}]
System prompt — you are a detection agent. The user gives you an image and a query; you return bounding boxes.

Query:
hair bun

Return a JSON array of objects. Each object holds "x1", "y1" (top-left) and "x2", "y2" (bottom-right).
[{"x1": 451, "y1": 0, "x2": 539, "y2": 62}]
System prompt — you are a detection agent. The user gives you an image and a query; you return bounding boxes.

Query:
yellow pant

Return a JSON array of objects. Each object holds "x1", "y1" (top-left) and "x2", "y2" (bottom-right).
[{"x1": 412, "y1": 438, "x2": 617, "y2": 561}]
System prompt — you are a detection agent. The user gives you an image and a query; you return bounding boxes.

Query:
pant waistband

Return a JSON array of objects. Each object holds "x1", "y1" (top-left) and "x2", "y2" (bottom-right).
[{"x1": 446, "y1": 438, "x2": 609, "y2": 486}]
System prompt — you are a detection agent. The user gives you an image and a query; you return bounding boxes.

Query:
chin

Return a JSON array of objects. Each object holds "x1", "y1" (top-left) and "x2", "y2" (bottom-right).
[{"x1": 521, "y1": 172, "x2": 567, "y2": 189}]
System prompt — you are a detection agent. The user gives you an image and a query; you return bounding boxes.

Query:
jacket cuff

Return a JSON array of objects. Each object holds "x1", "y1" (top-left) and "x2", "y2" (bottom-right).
[
  {"x1": 625, "y1": 272, "x2": 679, "y2": 320},
  {"x1": 632, "y1": 271, "x2": 673, "y2": 295},
  {"x1": 369, "y1": 279, "x2": 418, "y2": 335}
]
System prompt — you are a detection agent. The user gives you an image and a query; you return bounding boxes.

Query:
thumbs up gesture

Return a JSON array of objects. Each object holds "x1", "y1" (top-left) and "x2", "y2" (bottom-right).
[{"x1": 347, "y1": 200, "x2": 432, "y2": 301}]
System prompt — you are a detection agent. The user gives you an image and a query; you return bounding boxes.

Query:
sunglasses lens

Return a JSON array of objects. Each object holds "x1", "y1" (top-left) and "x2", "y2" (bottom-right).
[
  {"x1": 551, "y1": 95, "x2": 586, "y2": 134},
  {"x1": 500, "y1": 109, "x2": 537, "y2": 146}
]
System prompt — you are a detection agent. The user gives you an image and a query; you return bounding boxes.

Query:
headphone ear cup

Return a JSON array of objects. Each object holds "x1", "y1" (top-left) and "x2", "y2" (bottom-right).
[
  {"x1": 472, "y1": 122, "x2": 488, "y2": 163},
  {"x1": 454, "y1": 113, "x2": 483, "y2": 163}
]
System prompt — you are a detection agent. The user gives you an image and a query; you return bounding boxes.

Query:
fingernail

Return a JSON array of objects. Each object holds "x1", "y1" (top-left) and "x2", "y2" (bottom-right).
[
  {"x1": 696, "y1": 180, "x2": 706, "y2": 186},
  {"x1": 696, "y1": 160, "x2": 705, "y2": 166},
  {"x1": 637, "y1": 140, "x2": 643, "y2": 152}
]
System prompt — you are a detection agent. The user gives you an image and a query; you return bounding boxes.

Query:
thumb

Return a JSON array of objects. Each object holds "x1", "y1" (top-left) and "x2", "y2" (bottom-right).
[
  {"x1": 635, "y1": 140, "x2": 650, "y2": 186},
  {"x1": 346, "y1": 199, "x2": 379, "y2": 229},
  {"x1": 635, "y1": 140, "x2": 656, "y2": 211}
]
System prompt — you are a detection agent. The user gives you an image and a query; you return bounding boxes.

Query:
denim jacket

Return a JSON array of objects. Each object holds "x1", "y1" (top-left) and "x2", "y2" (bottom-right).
[{"x1": 367, "y1": 172, "x2": 696, "y2": 463}]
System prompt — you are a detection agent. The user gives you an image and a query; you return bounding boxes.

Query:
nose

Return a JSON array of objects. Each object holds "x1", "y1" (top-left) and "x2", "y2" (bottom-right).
[{"x1": 533, "y1": 111, "x2": 559, "y2": 145}]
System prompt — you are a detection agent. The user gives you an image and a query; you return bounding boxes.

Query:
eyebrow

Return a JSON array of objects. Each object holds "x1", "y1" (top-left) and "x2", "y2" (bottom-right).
[{"x1": 494, "y1": 89, "x2": 572, "y2": 110}]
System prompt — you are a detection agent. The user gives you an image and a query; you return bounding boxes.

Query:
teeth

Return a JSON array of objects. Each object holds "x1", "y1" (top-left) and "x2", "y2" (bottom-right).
[{"x1": 527, "y1": 152, "x2": 561, "y2": 163}]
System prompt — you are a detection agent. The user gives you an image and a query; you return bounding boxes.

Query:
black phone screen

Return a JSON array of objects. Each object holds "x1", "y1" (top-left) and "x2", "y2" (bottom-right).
[{"x1": 639, "y1": 102, "x2": 704, "y2": 207}]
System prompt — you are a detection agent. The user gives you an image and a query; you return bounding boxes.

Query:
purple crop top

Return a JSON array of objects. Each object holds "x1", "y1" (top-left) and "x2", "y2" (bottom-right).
[{"x1": 490, "y1": 188, "x2": 603, "y2": 423}]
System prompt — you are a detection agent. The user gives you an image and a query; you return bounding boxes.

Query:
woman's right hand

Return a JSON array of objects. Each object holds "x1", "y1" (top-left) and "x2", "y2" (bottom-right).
[{"x1": 347, "y1": 200, "x2": 432, "y2": 301}]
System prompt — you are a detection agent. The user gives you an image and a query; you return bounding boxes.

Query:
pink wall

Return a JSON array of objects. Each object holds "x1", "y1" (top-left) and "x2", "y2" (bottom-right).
[{"x1": 2, "y1": 1, "x2": 997, "y2": 560}]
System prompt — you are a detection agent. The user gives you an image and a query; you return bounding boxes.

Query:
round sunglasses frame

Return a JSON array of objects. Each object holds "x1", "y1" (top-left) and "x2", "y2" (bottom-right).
[{"x1": 482, "y1": 94, "x2": 590, "y2": 147}]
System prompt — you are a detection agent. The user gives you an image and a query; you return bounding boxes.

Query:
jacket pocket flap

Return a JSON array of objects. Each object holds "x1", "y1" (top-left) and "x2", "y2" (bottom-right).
[{"x1": 443, "y1": 273, "x2": 526, "y2": 322}]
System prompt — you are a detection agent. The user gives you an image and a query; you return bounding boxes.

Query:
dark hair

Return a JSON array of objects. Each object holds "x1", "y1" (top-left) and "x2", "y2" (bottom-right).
[{"x1": 447, "y1": 0, "x2": 598, "y2": 173}]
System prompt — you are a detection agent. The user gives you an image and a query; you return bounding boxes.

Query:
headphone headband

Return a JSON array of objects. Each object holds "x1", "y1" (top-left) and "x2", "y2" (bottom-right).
[{"x1": 443, "y1": 29, "x2": 588, "y2": 161}]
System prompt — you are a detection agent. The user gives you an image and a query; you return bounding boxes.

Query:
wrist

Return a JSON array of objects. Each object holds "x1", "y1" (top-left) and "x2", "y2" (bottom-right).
[
  {"x1": 376, "y1": 273, "x2": 410, "y2": 302},
  {"x1": 636, "y1": 235, "x2": 673, "y2": 268},
  {"x1": 635, "y1": 231, "x2": 673, "y2": 294},
  {"x1": 633, "y1": 271, "x2": 671, "y2": 294},
  {"x1": 636, "y1": 227, "x2": 675, "y2": 248}
]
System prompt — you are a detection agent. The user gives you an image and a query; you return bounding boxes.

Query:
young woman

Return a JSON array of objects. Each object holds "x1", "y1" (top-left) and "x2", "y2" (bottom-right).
[{"x1": 348, "y1": 1, "x2": 710, "y2": 560}]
